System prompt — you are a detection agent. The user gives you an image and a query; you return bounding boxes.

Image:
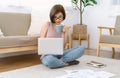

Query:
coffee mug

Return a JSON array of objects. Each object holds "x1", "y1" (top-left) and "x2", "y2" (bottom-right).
[{"x1": 55, "y1": 25, "x2": 63, "y2": 33}]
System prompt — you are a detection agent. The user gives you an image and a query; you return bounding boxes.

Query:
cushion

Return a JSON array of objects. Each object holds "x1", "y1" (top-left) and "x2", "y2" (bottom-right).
[
  {"x1": 0, "y1": 36, "x2": 39, "y2": 48},
  {"x1": 0, "y1": 12, "x2": 31, "y2": 36},
  {"x1": 0, "y1": 28, "x2": 4, "y2": 37},
  {"x1": 100, "y1": 35, "x2": 120, "y2": 44}
]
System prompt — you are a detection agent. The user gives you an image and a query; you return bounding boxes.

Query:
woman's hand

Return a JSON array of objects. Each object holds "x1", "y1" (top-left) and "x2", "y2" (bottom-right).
[{"x1": 62, "y1": 26, "x2": 66, "y2": 33}]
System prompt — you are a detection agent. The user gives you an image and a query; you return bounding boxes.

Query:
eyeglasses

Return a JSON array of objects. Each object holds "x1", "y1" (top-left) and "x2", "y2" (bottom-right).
[{"x1": 54, "y1": 15, "x2": 63, "y2": 20}]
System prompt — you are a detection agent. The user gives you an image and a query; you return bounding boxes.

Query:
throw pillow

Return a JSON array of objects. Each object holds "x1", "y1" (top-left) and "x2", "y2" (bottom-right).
[{"x1": 0, "y1": 28, "x2": 4, "y2": 37}]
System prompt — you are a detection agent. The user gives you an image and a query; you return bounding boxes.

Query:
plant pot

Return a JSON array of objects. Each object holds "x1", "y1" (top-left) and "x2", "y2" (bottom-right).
[{"x1": 72, "y1": 24, "x2": 87, "y2": 40}]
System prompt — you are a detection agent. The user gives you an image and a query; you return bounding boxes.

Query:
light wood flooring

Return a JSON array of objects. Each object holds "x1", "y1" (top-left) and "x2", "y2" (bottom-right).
[{"x1": 0, "y1": 49, "x2": 120, "y2": 72}]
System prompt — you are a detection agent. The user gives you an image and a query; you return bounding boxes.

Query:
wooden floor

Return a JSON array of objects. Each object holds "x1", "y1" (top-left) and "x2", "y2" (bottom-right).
[{"x1": 0, "y1": 49, "x2": 120, "y2": 72}]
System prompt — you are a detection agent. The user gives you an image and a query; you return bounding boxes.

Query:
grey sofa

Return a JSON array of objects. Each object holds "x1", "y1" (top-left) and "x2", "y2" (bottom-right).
[{"x1": 0, "y1": 12, "x2": 39, "y2": 54}]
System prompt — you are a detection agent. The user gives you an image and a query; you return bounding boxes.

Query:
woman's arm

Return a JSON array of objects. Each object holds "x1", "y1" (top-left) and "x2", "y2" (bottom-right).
[
  {"x1": 40, "y1": 22, "x2": 49, "y2": 38},
  {"x1": 39, "y1": 22, "x2": 49, "y2": 59}
]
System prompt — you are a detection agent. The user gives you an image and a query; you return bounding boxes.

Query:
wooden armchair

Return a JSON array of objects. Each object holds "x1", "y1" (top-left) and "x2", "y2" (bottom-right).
[{"x1": 97, "y1": 16, "x2": 120, "y2": 58}]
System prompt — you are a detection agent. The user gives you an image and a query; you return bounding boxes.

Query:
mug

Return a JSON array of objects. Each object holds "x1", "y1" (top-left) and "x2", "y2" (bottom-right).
[{"x1": 55, "y1": 25, "x2": 63, "y2": 33}]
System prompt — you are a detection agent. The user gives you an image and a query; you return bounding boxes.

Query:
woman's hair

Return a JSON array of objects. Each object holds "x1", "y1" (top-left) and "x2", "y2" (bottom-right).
[{"x1": 49, "y1": 4, "x2": 66, "y2": 23}]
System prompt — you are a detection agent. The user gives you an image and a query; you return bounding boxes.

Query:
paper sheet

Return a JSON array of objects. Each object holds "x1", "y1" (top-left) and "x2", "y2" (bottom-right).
[{"x1": 56, "y1": 69, "x2": 116, "y2": 78}]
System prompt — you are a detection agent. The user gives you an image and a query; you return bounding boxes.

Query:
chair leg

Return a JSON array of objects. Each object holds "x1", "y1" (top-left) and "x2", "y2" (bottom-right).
[
  {"x1": 112, "y1": 47, "x2": 115, "y2": 58},
  {"x1": 87, "y1": 34, "x2": 90, "y2": 49},
  {"x1": 78, "y1": 35, "x2": 81, "y2": 45},
  {"x1": 70, "y1": 37, "x2": 73, "y2": 48},
  {"x1": 97, "y1": 44, "x2": 100, "y2": 57},
  {"x1": 69, "y1": 37, "x2": 72, "y2": 49},
  {"x1": 78, "y1": 39, "x2": 81, "y2": 45}
]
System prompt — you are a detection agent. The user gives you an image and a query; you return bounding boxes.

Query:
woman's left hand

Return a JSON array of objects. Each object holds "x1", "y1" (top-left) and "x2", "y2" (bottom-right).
[{"x1": 62, "y1": 26, "x2": 66, "y2": 33}]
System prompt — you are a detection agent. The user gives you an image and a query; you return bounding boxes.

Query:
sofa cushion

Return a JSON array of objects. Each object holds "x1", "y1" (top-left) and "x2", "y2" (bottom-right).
[
  {"x1": 100, "y1": 35, "x2": 120, "y2": 44},
  {"x1": 0, "y1": 12, "x2": 31, "y2": 36},
  {"x1": 0, "y1": 36, "x2": 39, "y2": 48}
]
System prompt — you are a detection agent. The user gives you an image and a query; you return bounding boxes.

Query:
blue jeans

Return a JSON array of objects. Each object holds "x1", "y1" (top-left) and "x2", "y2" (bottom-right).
[{"x1": 41, "y1": 46, "x2": 84, "y2": 69}]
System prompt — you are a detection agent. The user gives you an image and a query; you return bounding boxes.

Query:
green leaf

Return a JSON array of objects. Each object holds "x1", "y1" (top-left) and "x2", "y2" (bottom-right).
[
  {"x1": 81, "y1": 0, "x2": 86, "y2": 7},
  {"x1": 85, "y1": 3, "x2": 94, "y2": 6},
  {"x1": 85, "y1": 0, "x2": 89, "y2": 3},
  {"x1": 71, "y1": 0, "x2": 78, "y2": 5},
  {"x1": 89, "y1": 0, "x2": 97, "y2": 4}
]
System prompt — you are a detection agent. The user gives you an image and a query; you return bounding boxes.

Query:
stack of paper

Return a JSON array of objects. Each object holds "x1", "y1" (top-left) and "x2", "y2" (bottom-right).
[{"x1": 56, "y1": 69, "x2": 115, "y2": 78}]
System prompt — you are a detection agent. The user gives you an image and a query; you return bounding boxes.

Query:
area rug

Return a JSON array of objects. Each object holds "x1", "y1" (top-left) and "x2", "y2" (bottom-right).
[{"x1": 0, "y1": 55, "x2": 120, "y2": 78}]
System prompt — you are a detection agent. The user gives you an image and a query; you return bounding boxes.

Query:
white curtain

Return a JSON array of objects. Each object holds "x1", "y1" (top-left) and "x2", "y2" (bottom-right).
[
  {"x1": 0, "y1": 0, "x2": 72, "y2": 12},
  {"x1": 111, "y1": 0, "x2": 120, "y2": 5},
  {"x1": 109, "y1": 0, "x2": 120, "y2": 16}
]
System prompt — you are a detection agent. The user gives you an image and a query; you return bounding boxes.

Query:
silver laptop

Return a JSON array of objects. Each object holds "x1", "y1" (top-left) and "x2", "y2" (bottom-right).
[{"x1": 38, "y1": 38, "x2": 63, "y2": 55}]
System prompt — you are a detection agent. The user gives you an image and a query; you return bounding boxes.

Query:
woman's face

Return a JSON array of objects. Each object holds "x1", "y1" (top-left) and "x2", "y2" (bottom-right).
[{"x1": 54, "y1": 12, "x2": 63, "y2": 25}]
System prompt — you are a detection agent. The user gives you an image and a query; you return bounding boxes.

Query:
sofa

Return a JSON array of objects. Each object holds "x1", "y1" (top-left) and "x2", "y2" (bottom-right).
[{"x1": 0, "y1": 12, "x2": 39, "y2": 54}]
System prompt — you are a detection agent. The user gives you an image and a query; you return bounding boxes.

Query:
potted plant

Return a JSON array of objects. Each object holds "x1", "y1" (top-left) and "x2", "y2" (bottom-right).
[
  {"x1": 71, "y1": 0, "x2": 97, "y2": 40},
  {"x1": 71, "y1": 0, "x2": 97, "y2": 25}
]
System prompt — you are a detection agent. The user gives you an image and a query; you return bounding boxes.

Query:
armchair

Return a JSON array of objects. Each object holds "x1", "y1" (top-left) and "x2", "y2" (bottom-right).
[
  {"x1": 97, "y1": 16, "x2": 120, "y2": 58},
  {"x1": 0, "y1": 12, "x2": 38, "y2": 54}
]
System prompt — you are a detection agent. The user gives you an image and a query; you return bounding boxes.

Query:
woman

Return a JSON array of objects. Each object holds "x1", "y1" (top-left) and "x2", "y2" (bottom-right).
[{"x1": 40, "y1": 4, "x2": 84, "y2": 69}]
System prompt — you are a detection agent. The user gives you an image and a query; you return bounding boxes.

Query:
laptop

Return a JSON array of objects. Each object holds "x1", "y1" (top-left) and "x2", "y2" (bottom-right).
[{"x1": 38, "y1": 38, "x2": 64, "y2": 55}]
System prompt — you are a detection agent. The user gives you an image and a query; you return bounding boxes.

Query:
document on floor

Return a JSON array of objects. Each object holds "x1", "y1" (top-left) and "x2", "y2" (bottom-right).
[{"x1": 56, "y1": 69, "x2": 116, "y2": 78}]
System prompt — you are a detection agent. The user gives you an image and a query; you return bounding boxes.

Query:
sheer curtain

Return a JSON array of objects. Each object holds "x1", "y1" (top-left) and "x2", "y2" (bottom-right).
[
  {"x1": 109, "y1": 0, "x2": 120, "y2": 16},
  {"x1": 0, "y1": 0, "x2": 72, "y2": 12}
]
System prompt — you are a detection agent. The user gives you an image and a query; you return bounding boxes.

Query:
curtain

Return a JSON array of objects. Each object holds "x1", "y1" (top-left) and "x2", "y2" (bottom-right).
[
  {"x1": 0, "y1": 0, "x2": 72, "y2": 12},
  {"x1": 109, "y1": 0, "x2": 120, "y2": 16}
]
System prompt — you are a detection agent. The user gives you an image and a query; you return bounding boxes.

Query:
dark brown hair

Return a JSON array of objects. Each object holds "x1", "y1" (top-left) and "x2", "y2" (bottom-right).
[{"x1": 49, "y1": 4, "x2": 66, "y2": 23}]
